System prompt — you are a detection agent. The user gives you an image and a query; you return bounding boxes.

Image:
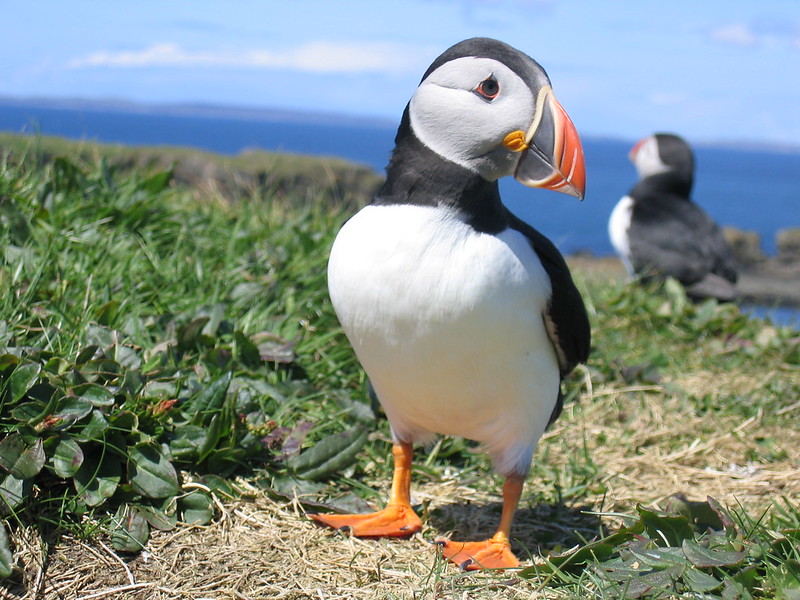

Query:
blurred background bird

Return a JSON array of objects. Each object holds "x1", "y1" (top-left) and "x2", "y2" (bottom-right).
[{"x1": 609, "y1": 133, "x2": 739, "y2": 301}]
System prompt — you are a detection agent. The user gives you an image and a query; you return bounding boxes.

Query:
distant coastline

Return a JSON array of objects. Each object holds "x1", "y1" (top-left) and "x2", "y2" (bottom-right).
[
  {"x1": 0, "y1": 95, "x2": 397, "y2": 130},
  {"x1": 3, "y1": 94, "x2": 799, "y2": 155}
]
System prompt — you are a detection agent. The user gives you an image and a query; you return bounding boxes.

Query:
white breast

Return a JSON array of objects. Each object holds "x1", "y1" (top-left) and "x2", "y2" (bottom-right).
[
  {"x1": 327, "y1": 204, "x2": 560, "y2": 476},
  {"x1": 608, "y1": 195, "x2": 634, "y2": 276}
]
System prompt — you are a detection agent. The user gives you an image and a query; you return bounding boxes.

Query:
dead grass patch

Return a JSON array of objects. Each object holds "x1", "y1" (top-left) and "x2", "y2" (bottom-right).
[{"x1": 4, "y1": 380, "x2": 798, "y2": 600}]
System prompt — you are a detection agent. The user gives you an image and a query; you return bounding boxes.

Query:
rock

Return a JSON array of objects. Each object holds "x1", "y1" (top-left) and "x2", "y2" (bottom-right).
[
  {"x1": 776, "y1": 228, "x2": 800, "y2": 263},
  {"x1": 723, "y1": 227, "x2": 765, "y2": 265}
]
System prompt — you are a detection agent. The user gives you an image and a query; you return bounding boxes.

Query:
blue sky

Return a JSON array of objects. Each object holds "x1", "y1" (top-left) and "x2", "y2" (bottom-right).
[{"x1": 2, "y1": 0, "x2": 799, "y2": 146}]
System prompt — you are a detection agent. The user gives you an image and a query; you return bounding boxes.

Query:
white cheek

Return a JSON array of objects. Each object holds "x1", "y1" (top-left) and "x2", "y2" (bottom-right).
[
  {"x1": 408, "y1": 58, "x2": 535, "y2": 173},
  {"x1": 410, "y1": 87, "x2": 493, "y2": 168},
  {"x1": 634, "y1": 137, "x2": 669, "y2": 178}
]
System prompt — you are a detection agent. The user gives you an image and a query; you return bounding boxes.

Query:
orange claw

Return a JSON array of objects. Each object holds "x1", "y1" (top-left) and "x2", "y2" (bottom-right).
[
  {"x1": 310, "y1": 441, "x2": 421, "y2": 538},
  {"x1": 438, "y1": 474, "x2": 525, "y2": 570},
  {"x1": 438, "y1": 532, "x2": 520, "y2": 570},
  {"x1": 310, "y1": 503, "x2": 422, "y2": 538}
]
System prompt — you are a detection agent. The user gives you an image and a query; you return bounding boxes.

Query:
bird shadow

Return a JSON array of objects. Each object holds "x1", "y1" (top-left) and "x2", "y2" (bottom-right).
[{"x1": 425, "y1": 498, "x2": 606, "y2": 558}]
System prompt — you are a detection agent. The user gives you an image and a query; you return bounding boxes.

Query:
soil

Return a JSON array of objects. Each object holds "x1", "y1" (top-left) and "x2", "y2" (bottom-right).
[{"x1": 567, "y1": 253, "x2": 800, "y2": 308}]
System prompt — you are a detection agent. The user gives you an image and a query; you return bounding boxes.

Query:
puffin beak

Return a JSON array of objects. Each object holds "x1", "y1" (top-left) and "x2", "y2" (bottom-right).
[
  {"x1": 509, "y1": 87, "x2": 586, "y2": 200},
  {"x1": 628, "y1": 138, "x2": 645, "y2": 163}
]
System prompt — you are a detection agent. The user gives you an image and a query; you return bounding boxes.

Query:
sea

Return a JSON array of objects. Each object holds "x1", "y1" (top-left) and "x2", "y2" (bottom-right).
[{"x1": 1, "y1": 99, "x2": 798, "y2": 325}]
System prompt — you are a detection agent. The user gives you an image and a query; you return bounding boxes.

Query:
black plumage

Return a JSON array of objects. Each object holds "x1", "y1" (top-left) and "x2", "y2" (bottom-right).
[{"x1": 614, "y1": 133, "x2": 738, "y2": 301}]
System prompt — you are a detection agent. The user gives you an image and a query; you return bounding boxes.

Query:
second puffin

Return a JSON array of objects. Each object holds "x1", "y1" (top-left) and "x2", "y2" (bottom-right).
[{"x1": 312, "y1": 37, "x2": 590, "y2": 570}]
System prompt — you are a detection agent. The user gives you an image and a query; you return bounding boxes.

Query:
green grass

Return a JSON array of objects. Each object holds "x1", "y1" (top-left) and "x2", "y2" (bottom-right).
[{"x1": 0, "y1": 137, "x2": 798, "y2": 597}]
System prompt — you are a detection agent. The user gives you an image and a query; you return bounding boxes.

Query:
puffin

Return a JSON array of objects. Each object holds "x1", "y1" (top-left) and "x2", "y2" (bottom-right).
[
  {"x1": 608, "y1": 133, "x2": 738, "y2": 301},
  {"x1": 311, "y1": 37, "x2": 590, "y2": 570}
]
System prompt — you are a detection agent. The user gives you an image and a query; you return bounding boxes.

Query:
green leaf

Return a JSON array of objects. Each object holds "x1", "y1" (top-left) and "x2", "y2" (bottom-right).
[
  {"x1": 0, "y1": 473, "x2": 31, "y2": 512},
  {"x1": 530, "y1": 527, "x2": 639, "y2": 574},
  {"x1": 53, "y1": 396, "x2": 93, "y2": 424},
  {"x1": 78, "y1": 358, "x2": 120, "y2": 383},
  {"x1": 733, "y1": 566, "x2": 759, "y2": 591},
  {"x1": 196, "y1": 414, "x2": 222, "y2": 462},
  {"x1": 0, "y1": 521, "x2": 13, "y2": 578},
  {"x1": 0, "y1": 354, "x2": 19, "y2": 375},
  {"x1": 682, "y1": 539, "x2": 746, "y2": 568},
  {"x1": 664, "y1": 494, "x2": 729, "y2": 532},
  {"x1": 93, "y1": 300, "x2": 119, "y2": 327},
  {"x1": 168, "y1": 425, "x2": 208, "y2": 459},
  {"x1": 127, "y1": 444, "x2": 180, "y2": 499},
  {"x1": 113, "y1": 345, "x2": 141, "y2": 369},
  {"x1": 7, "y1": 362, "x2": 41, "y2": 402},
  {"x1": 625, "y1": 566, "x2": 684, "y2": 598},
  {"x1": 234, "y1": 331, "x2": 261, "y2": 367},
  {"x1": 73, "y1": 453, "x2": 121, "y2": 507},
  {"x1": 110, "y1": 504, "x2": 150, "y2": 553},
  {"x1": 141, "y1": 379, "x2": 177, "y2": 399},
  {"x1": 49, "y1": 436, "x2": 84, "y2": 478},
  {"x1": 333, "y1": 393, "x2": 376, "y2": 424},
  {"x1": 9, "y1": 401, "x2": 45, "y2": 422},
  {"x1": 198, "y1": 474, "x2": 239, "y2": 500},
  {"x1": 177, "y1": 317, "x2": 210, "y2": 352},
  {"x1": 74, "y1": 383, "x2": 116, "y2": 407},
  {"x1": 288, "y1": 425, "x2": 369, "y2": 481},
  {"x1": 117, "y1": 369, "x2": 144, "y2": 399},
  {"x1": 75, "y1": 345, "x2": 100, "y2": 365},
  {"x1": 706, "y1": 496, "x2": 737, "y2": 534},
  {"x1": 109, "y1": 410, "x2": 138, "y2": 433},
  {"x1": 637, "y1": 504, "x2": 695, "y2": 546},
  {"x1": 188, "y1": 372, "x2": 232, "y2": 425},
  {"x1": 136, "y1": 502, "x2": 177, "y2": 531},
  {"x1": 627, "y1": 545, "x2": 688, "y2": 570},
  {"x1": 0, "y1": 435, "x2": 45, "y2": 479},
  {"x1": 205, "y1": 447, "x2": 246, "y2": 477},
  {"x1": 84, "y1": 324, "x2": 117, "y2": 349},
  {"x1": 78, "y1": 410, "x2": 109, "y2": 442},
  {"x1": 43, "y1": 356, "x2": 69, "y2": 375},
  {"x1": 597, "y1": 563, "x2": 684, "y2": 599},
  {"x1": 723, "y1": 578, "x2": 755, "y2": 600},
  {"x1": 179, "y1": 490, "x2": 214, "y2": 525},
  {"x1": 682, "y1": 568, "x2": 722, "y2": 593}
]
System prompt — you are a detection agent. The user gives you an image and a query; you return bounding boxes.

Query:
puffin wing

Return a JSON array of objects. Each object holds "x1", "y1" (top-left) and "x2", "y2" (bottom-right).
[
  {"x1": 628, "y1": 193, "x2": 737, "y2": 286},
  {"x1": 505, "y1": 210, "x2": 591, "y2": 377}
]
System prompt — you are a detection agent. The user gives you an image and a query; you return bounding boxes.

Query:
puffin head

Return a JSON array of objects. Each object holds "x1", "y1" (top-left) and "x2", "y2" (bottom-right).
[
  {"x1": 629, "y1": 133, "x2": 695, "y2": 186},
  {"x1": 407, "y1": 38, "x2": 586, "y2": 199}
]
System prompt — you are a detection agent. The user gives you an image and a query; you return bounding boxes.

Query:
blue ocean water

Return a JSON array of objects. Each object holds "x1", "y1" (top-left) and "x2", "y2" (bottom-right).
[{"x1": 1, "y1": 102, "x2": 798, "y2": 259}]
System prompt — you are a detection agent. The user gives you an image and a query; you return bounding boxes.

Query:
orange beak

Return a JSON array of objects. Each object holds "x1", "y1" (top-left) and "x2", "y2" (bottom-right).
[
  {"x1": 512, "y1": 87, "x2": 586, "y2": 200},
  {"x1": 628, "y1": 137, "x2": 646, "y2": 163}
]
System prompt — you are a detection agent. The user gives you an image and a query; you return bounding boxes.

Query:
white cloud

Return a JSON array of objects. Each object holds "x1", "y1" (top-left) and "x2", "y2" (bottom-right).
[
  {"x1": 708, "y1": 23, "x2": 759, "y2": 48},
  {"x1": 67, "y1": 41, "x2": 429, "y2": 74}
]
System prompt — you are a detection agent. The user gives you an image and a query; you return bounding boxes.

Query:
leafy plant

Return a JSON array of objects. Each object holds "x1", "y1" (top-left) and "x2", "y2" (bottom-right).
[
  {"x1": 0, "y1": 152, "x2": 370, "y2": 574},
  {"x1": 520, "y1": 496, "x2": 800, "y2": 599}
]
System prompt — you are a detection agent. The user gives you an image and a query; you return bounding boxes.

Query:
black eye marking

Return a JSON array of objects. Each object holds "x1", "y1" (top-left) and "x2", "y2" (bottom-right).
[{"x1": 475, "y1": 76, "x2": 500, "y2": 101}]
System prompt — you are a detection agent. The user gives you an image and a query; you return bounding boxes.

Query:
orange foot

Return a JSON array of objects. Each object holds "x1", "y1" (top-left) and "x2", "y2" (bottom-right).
[
  {"x1": 438, "y1": 537, "x2": 520, "y2": 571},
  {"x1": 309, "y1": 503, "x2": 422, "y2": 538}
]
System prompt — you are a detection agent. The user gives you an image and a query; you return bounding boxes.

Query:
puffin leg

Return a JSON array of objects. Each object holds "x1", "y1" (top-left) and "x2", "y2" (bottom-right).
[
  {"x1": 439, "y1": 475, "x2": 524, "y2": 570},
  {"x1": 309, "y1": 441, "x2": 422, "y2": 537}
]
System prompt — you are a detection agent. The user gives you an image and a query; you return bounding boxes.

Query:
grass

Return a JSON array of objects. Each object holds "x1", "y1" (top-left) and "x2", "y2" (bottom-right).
[{"x1": 0, "y1": 135, "x2": 798, "y2": 599}]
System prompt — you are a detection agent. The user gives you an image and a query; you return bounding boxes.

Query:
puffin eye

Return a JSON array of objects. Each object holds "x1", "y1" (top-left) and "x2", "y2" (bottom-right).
[{"x1": 475, "y1": 77, "x2": 499, "y2": 100}]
